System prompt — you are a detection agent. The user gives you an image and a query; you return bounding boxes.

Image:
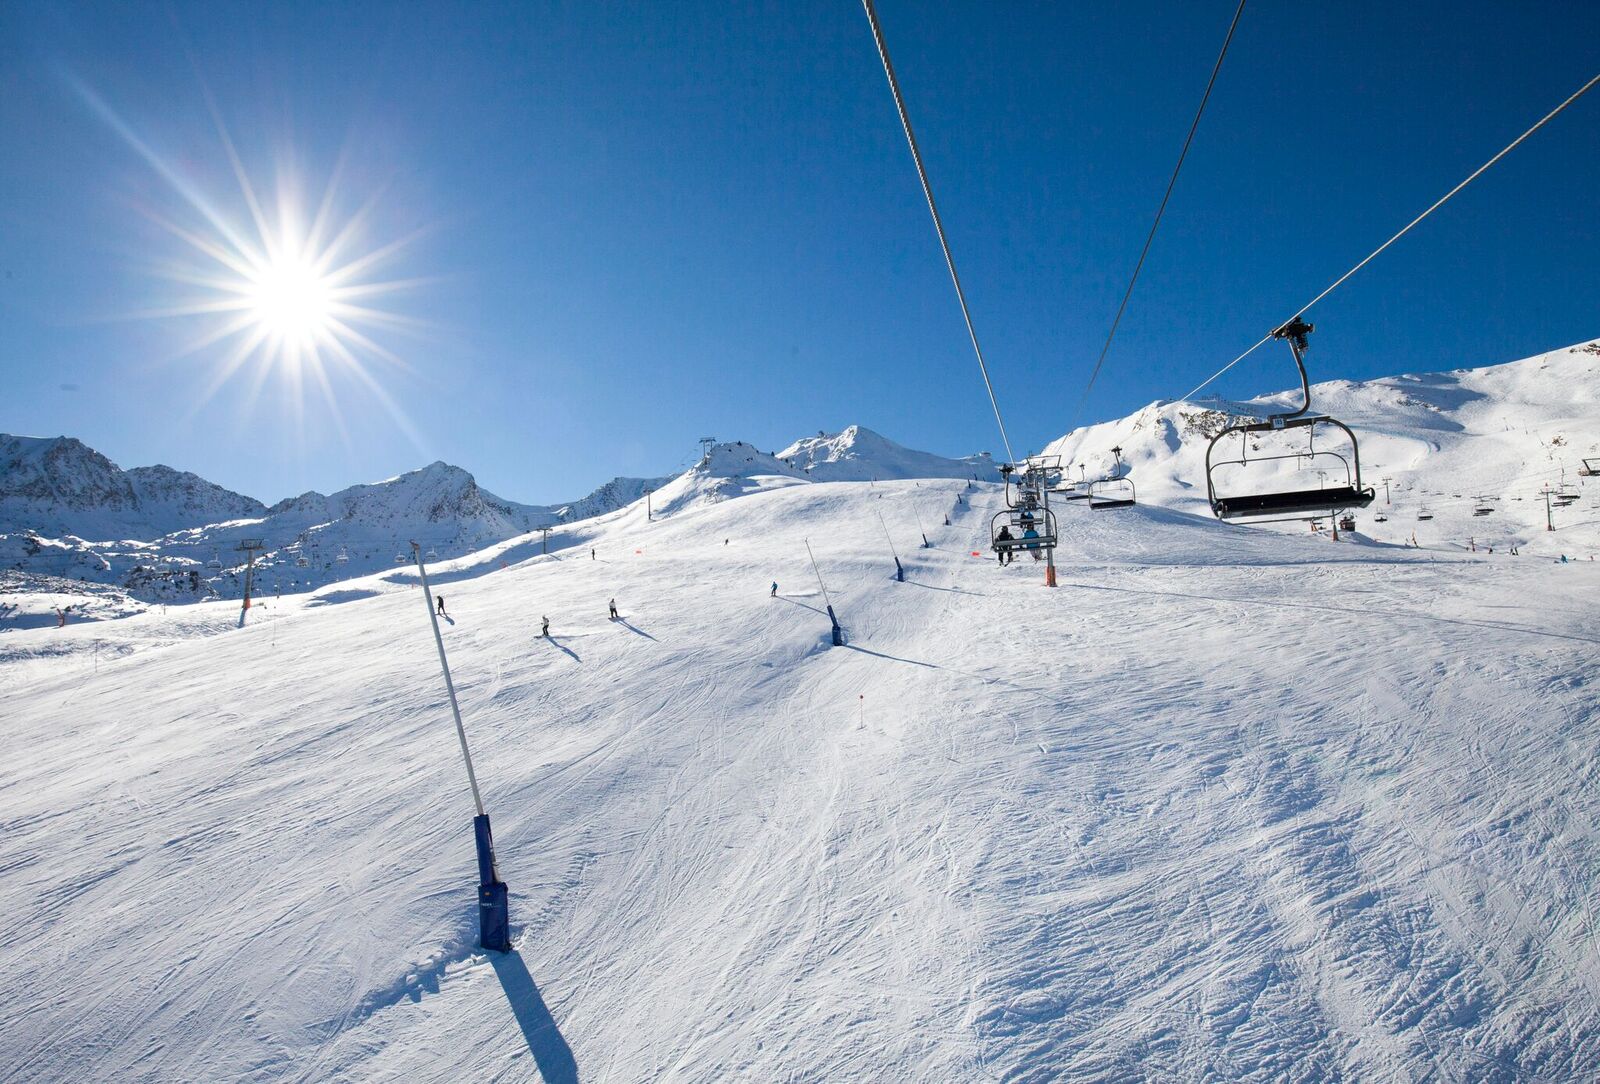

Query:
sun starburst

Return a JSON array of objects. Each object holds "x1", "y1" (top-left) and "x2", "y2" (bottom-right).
[{"x1": 71, "y1": 74, "x2": 431, "y2": 446}]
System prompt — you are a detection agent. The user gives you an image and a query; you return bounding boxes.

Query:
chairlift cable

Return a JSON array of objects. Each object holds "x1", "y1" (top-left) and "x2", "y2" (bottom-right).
[
  {"x1": 1075, "y1": 0, "x2": 1247, "y2": 419},
  {"x1": 861, "y1": 0, "x2": 1017, "y2": 467},
  {"x1": 1179, "y1": 69, "x2": 1600, "y2": 404}
]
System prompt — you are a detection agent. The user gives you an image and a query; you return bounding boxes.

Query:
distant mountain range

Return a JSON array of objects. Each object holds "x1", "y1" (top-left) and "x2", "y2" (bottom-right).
[
  {"x1": 17, "y1": 332, "x2": 1592, "y2": 615},
  {"x1": 0, "y1": 424, "x2": 996, "y2": 602}
]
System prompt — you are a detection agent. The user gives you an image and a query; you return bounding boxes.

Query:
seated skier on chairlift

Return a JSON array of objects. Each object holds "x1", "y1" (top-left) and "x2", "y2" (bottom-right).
[{"x1": 995, "y1": 525, "x2": 1015, "y2": 565}]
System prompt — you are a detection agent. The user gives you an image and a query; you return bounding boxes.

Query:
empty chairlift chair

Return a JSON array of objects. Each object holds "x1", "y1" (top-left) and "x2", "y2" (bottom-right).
[
  {"x1": 1205, "y1": 318, "x2": 1376, "y2": 521},
  {"x1": 1088, "y1": 446, "x2": 1137, "y2": 510}
]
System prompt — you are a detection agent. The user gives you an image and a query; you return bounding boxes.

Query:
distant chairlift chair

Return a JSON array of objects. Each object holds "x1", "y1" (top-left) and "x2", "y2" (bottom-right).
[
  {"x1": 1205, "y1": 318, "x2": 1376, "y2": 521},
  {"x1": 1087, "y1": 447, "x2": 1136, "y2": 510}
]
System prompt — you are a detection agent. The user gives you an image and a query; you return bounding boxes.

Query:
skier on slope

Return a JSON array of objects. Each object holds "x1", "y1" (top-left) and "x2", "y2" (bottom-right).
[
  {"x1": 609, "y1": 598, "x2": 619, "y2": 619},
  {"x1": 542, "y1": 615, "x2": 550, "y2": 637},
  {"x1": 770, "y1": 581, "x2": 778, "y2": 597},
  {"x1": 591, "y1": 548, "x2": 596, "y2": 561},
  {"x1": 436, "y1": 595, "x2": 446, "y2": 616}
]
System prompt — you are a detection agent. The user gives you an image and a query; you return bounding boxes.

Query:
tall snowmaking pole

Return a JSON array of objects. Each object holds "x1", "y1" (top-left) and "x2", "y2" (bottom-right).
[
  {"x1": 911, "y1": 505, "x2": 930, "y2": 548},
  {"x1": 875, "y1": 511, "x2": 905, "y2": 581},
  {"x1": 1543, "y1": 486, "x2": 1555, "y2": 532},
  {"x1": 804, "y1": 539, "x2": 844, "y2": 646},
  {"x1": 410, "y1": 541, "x2": 510, "y2": 952}
]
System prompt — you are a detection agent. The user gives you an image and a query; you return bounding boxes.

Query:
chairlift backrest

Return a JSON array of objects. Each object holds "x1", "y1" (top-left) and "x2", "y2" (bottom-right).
[{"x1": 1204, "y1": 320, "x2": 1374, "y2": 521}]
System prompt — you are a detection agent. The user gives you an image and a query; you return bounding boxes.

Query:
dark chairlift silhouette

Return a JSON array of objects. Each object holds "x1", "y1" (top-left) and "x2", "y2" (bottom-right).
[{"x1": 1205, "y1": 318, "x2": 1375, "y2": 521}]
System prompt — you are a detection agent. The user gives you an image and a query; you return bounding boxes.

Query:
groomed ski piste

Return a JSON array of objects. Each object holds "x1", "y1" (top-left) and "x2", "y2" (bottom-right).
[{"x1": 4, "y1": 468, "x2": 1600, "y2": 1081}]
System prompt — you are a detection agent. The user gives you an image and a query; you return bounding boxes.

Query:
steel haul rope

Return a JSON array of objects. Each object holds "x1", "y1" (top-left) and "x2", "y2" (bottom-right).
[
  {"x1": 1076, "y1": 0, "x2": 1247, "y2": 422},
  {"x1": 1180, "y1": 70, "x2": 1600, "y2": 404},
  {"x1": 861, "y1": 0, "x2": 1018, "y2": 467}
]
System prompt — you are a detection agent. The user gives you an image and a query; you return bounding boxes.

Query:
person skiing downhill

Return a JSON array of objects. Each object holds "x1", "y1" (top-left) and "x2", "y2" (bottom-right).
[
  {"x1": 436, "y1": 595, "x2": 446, "y2": 616},
  {"x1": 541, "y1": 615, "x2": 550, "y2": 637},
  {"x1": 609, "y1": 598, "x2": 619, "y2": 619},
  {"x1": 591, "y1": 548, "x2": 596, "y2": 561},
  {"x1": 770, "y1": 581, "x2": 778, "y2": 597}
]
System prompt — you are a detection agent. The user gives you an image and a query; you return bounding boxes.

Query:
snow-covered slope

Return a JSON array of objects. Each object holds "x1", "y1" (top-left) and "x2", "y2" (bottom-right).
[
  {"x1": 1042, "y1": 339, "x2": 1600, "y2": 557},
  {"x1": 0, "y1": 435, "x2": 267, "y2": 539},
  {"x1": 5, "y1": 473, "x2": 1600, "y2": 1081},
  {"x1": 779, "y1": 424, "x2": 1000, "y2": 482}
]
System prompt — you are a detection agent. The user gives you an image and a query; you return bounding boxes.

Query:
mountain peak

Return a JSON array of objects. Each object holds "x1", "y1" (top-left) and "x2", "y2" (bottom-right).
[{"x1": 777, "y1": 427, "x2": 999, "y2": 482}]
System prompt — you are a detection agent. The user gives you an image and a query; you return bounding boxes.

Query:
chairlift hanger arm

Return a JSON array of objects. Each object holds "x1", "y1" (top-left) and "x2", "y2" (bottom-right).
[{"x1": 1270, "y1": 316, "x2": 1313, "y2": 421}]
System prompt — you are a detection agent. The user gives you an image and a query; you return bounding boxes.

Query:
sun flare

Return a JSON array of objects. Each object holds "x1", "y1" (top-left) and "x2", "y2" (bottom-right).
[
  {"x1": 246, "y1": 251, "x2": 334, "y2": 341},
  {"x1": 70, "y1": 64, "x2": 431, "y2": 440}
]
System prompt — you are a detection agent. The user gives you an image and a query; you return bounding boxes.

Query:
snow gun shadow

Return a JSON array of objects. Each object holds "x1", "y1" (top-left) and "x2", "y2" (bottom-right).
[
  {"x1": 490, "y1": 950, "x2": 579, "y2": 1084},
  {"x1": 844, "y1": 644, "x2": 942, "y2": 671},
  {"x1": 902, "y1": 579, "x2": 987, "y2": 597},
  {"x1": 777, "y1": 596, "x2": 827, "y2": 617},
  {"x1": 613, "y1": 618, "x2": 656, "y2": 641}
]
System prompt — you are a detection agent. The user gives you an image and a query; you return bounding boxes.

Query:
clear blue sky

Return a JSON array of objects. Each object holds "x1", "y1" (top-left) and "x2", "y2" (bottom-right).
[{"x1": 2, "y1": 1, "x2": 1595, "y2": 504}]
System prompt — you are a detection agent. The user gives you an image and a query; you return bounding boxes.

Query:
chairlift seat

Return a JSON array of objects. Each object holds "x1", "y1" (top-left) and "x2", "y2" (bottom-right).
[
  {"x1": 993, "y1": 532, "x2": 1057, "y2": 552},
  {"x1": 1211, "y1": 485, "x2": 1374, "y2": 520},
  {"x1": 1089, "y1": 496, "x2": 1136, "y2": 510}
]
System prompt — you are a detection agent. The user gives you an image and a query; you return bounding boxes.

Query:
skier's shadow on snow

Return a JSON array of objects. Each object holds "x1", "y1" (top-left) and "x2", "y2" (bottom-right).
[
  {"x1": 441, "y1": 614, "x2": 456, "y2": 626},
  {"x1": 613, "y1": 618, "x2": 657, "y2": 641},
  {"x1": 490, "y1": 950, "x2": 578, "y2": 1083},
  {"x1": 545, "y1": 636, "x2": 581, "y2": 662}
]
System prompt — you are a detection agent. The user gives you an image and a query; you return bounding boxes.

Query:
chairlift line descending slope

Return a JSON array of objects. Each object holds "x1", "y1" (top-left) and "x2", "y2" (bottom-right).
[
  {"x1": 1076, "y1": 0, "x2": 1248, "y2": 422},
  {"x1": 859, "y1": 0, "x2": 1018, "y2": 468}
]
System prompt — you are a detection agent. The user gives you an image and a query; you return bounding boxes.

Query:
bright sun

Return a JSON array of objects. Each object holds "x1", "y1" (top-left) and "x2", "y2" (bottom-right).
[
  {"x1": 246, "y1": 251, "x2": 334, "y2": 341},
  {"x1": 69, "y1": 74, "x2": 426, "y2": 440}
]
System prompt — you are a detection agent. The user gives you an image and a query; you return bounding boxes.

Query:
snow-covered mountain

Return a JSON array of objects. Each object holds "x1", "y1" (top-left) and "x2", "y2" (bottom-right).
[
  {"x1": 779, "y1": 425, "x2": 1000, "y2": 482},
  {"x1": 0, "y1": 443, "x2": 676, "y2": 601},
  {"x1": 1041, "y1": 339, "x2": 1600, "y2": 555},
  {"x1": 0, "y1": 435, "x2": 267, "y2": 539}
]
